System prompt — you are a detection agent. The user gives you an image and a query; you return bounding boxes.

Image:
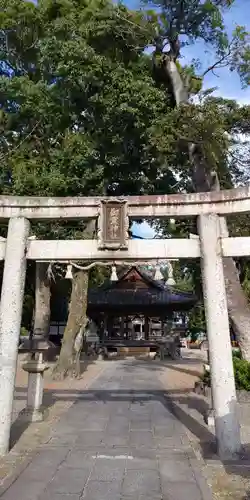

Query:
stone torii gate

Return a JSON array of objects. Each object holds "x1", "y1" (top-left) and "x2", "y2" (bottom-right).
[{"x1": 1, "y1": 188, "x2": 250, "y2": 459}]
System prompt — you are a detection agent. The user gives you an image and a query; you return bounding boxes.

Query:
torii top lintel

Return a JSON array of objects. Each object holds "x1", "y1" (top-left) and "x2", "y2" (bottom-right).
[{"x1": 0, "y1": 185, "x2": 249, "y2": 220}]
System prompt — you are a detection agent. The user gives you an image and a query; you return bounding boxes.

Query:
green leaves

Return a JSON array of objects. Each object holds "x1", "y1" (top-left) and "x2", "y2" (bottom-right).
[
  {"x1": 1, "y1": 0, "x2": 250, "y2": 334},
  {"x1": 144, "y1": 0, "x2": 250, "y2": 88},
  {"x1": 1, "y1": 0, "x2": 249, "y2": 207},
  {"x1": 146, "y1": 0, "x2": 228, "y2": 48},
  {"x1": 228, "y1": 27, "x2": 250, "y2": 87},
  {"x1": 0, "y1": 0, "x2": 176, "y2": 235}
]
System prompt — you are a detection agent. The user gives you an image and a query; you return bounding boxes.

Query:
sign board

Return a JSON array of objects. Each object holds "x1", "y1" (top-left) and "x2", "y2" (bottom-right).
[{"x1": 98, "y1": 198, "x2": 129, "y2": 250}]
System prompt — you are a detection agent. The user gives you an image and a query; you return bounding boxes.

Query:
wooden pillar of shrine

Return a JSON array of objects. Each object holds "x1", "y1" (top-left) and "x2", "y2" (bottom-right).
[
  {"x1": 144, "y1": 317, "x2": 149, "y2": 340},
  {"x1": 120, "y1": 317, "x2": 125, "y2": 338}
]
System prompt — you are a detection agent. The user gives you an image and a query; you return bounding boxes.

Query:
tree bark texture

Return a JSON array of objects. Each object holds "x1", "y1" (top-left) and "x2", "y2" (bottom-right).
[
  {"x1": 34, "y1": 262, "x2": 51, "y2": 338},
  {"x1": 53, "y1": 270, "x2": 89, "y2": 379},
  {"x1": 160, "y1": 54, "x2": 250, "y2": 360},
  {"x1": 53, "y1": 218, "x2": 96, "y2": 378}
]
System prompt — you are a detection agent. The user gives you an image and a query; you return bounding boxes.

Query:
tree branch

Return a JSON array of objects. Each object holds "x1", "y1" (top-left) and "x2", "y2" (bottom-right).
[
  {"x1": 0, "y1": 120, "x2": 41, "y2": 161},
  {"x1": 202, "y1": 39, "x2": 235, "y2": 78}
]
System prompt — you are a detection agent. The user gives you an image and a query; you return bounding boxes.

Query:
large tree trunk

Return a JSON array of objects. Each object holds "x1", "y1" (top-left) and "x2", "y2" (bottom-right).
[
  {"x1": 219, "y1": 218, "x2": 250, "y2": 359},
  {"x1": 53, "y1": 270, "x2": 89, "y2": 379},
  {"x1": 34, "y1": 262, "x2": 51, "y2": 338},
  {"x1": 53, "y1": 218, "x2": 96, "y2": 379},
  {"x1": 161, "y1": 54, "x2": 250, "y2": 360}
]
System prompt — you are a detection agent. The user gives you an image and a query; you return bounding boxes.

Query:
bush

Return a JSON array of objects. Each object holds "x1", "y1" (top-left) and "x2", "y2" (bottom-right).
[
  {"x1": 233, "y1": 356, "x2": 250, "y2": 391},
  {"x1": 20, "y1": 327, "x2": 29, "y2": 337},
  {"x1": 202, "y1": 369, "x2": 211, "y2": 387},
  {"x1": 232, "y1": 349, "x2": 242, "y2": 359},
  {"x1": 200, "y1": 354, "x2": 250, "y2": 391}
]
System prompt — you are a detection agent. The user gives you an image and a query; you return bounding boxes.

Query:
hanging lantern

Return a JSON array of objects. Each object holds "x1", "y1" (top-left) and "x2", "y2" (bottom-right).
[
  {"x1": 154, "y1": 263, "x2": 164, "y2": 281},
  {"x1": 166, "y1": 261, "x2": 176, "y2": 286},
  {"x1": 65, "y1": 264, "x2": 73, "y2": 280},
  {"x1": 110, "y1": 265, "x2": 118, "y2": 281}
]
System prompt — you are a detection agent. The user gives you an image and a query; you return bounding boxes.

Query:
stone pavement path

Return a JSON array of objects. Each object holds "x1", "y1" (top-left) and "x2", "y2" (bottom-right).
[{"x1": 0, "y1": 359, "x2": 213, "y2": 500}]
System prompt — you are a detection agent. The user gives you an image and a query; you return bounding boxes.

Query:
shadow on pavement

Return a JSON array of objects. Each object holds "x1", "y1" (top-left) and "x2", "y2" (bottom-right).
[{"x1": 12, "y1": 358, "x2": 250, "y2": 498}]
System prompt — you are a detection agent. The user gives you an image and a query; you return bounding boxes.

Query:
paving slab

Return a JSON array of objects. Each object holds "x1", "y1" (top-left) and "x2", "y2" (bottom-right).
[
  {"x1": 44, "y1": 465, "x2": 91, "y2": 494},
  {"x1": 81, "y1": 479, "x2": 122, "y2": 499},
  {"x1": 1, "y1": 478, "x2": 47, "y2": 500},
  {"x1": 1, "y1": 359, "x2": 213, "y2": 500},
  {"x1": 41, "y1": 495, "x2": 80, "y2": 500},
  {"x1": 122, "y1": 469, "x2": 161, "y2": 496}
]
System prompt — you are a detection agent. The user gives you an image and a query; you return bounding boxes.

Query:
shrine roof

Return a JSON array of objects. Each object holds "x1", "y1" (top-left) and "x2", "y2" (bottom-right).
[{"x1": 87, "y1": 266, "x2": 196, "y2": 313}]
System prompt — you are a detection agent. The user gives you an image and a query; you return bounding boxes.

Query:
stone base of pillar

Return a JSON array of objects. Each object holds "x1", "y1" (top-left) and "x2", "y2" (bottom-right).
[
  {"x1": 97, "y1": 347, "x2": 108, "y2": 360},
  {"x1": 204, "y1": 408, "x2": 215, "y2": 427},
  {"x1": 22, "y1": 355, "x2": 49, "y2": 423},
  {"x1": 148, "y1": 351, "x2": 155, "y2": 359},
  {"x1": 19, "y1": 406, "x2": 48, "y2": 423}
]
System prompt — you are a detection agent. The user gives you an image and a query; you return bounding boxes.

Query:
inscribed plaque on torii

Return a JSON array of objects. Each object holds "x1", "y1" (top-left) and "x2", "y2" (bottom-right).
[{"x1": 97, "y1": 199, "x2": 129, "y2": 250}]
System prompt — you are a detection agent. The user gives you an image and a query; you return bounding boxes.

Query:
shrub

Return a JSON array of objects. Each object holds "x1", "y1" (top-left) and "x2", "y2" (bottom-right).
[
  {"x1": 20, "y1": 327, "x2": 29, "y2": 336},
  {"x1": 233, "y1": 356, "x2": 250, "y2": 391},
  {"x1": 202, "y1": 369, "x2": 211, "y2": 387},
  {"x1": 200, "y1": 354, "x2": 250, "y2": 391},
  {"x1": 232, "y1": 349, "x2": 242, "y2": 359}
]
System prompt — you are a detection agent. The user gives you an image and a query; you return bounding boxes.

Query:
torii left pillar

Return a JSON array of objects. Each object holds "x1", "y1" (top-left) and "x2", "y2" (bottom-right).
[{"x1": 0, "y1": 217, "x2": 30, "y2": 456}]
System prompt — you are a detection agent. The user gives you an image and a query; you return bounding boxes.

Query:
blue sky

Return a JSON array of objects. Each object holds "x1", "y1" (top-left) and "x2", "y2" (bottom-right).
[
  {"x1": 133, "y1": 0, "x2": 249, "y2": 103},
  {"x1": 181, "y1": 0, "x2": 250, "y2": 103},
  {"x1": 130, "y1": 0, "x2": 250, "y2": 238}
]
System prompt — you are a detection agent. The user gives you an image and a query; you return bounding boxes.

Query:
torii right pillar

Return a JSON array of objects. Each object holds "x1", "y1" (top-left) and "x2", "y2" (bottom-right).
[{"x1": 198, "y1": 214, "x2": 241, "y2": 459}]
